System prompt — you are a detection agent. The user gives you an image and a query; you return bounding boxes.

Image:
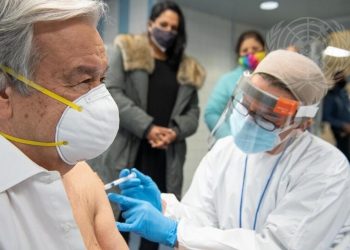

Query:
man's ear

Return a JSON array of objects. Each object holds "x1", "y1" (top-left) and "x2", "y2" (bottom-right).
[
  {"x1": 298, "y1": 118, "x2": 313, "y2": 131},
  {"x1": 0, "y1": 86, "x2": 13, "y2": 119}
]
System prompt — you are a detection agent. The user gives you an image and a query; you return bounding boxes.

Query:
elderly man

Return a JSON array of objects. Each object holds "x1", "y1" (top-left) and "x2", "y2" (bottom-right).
[
  {"x1": 0, "y1": 0, "x2": 127, "y2": 249},
  {"x1": 109, "y1": 50, "x2": 350, "y2": 249}
]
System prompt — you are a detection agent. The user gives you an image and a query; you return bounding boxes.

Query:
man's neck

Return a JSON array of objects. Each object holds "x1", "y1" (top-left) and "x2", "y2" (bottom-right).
[{"x1": 15, "y1": 142, "x2": 72, "y2": 175}]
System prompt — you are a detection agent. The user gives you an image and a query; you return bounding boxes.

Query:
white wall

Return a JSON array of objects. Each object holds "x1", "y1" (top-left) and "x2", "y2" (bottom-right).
[
  {"x1": 102, "y1": 0, "x2": 150, "y2": 45},
  {"x1": 129, "y1": 0, "x2": 148, "y2": 34}
]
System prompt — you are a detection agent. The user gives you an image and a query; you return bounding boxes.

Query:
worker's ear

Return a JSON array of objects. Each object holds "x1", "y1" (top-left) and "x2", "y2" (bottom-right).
[
  {"x1": 298, "y1": 118, "x2": 313, "y2": 131},
  {"x1": 0, "y1": 85, "x2": 13, "y2": 120}
]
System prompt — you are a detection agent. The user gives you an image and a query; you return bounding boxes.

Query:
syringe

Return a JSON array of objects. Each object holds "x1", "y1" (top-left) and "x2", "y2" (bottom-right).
[{"x1": 104, "y1": 172, "x2": 136, "y2": 190}]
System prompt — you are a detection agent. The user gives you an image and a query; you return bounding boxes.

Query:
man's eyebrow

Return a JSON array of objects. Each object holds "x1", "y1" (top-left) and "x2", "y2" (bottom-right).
[{"x1": 65, "y1": 65, "x2": 109, "y2": 79}]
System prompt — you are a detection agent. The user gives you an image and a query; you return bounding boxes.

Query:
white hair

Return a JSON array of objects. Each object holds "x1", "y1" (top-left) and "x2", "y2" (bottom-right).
[{"x1": 0, "y1": 0, "x2": 106, "y2": 94}]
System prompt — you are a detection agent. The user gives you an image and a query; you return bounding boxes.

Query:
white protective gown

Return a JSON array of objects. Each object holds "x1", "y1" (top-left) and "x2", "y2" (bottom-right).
[{"x1": 163, "y1": 131, "x2": 350, "y2": 250}]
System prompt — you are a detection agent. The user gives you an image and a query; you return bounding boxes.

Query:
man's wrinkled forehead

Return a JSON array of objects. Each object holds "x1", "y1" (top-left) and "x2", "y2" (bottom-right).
[
  {"x1": 33, "y1": 17, "x2": 106, "y2": 64},
  {"x1": 32, "y1": 17, "x2": 107, "y2": 82},
  {"x1": 64, "y1": 64, "x2": 109, "y2": 82}
]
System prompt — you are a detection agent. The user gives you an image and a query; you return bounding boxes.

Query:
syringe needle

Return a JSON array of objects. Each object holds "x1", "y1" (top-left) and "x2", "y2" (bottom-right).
[{"x1": 104, "y1": 172, "x2": 136, "y2": 190}]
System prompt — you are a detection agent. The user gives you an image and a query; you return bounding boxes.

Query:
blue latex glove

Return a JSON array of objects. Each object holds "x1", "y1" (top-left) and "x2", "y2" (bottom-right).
[
  {"x1": 119, "y1": 168, "x2": 162, "y2": 212},
  {"x1": 108, "y1": 193, "x2": 178, "y2": 247}
]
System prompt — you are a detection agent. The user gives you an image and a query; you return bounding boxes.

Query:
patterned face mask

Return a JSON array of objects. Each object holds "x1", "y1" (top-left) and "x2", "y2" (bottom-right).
[
  {"x1": 238, "y1": 51, "x2": 266, "y2": 71},
  {"x1": 150, "y1": 27, "x2": 177, "y2": 52}
]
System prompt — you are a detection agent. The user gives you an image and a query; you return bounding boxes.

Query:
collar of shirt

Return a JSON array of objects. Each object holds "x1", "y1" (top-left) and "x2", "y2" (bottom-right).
[{"x1": 0, "y1": 135, "x2": 48, "y2": 192}]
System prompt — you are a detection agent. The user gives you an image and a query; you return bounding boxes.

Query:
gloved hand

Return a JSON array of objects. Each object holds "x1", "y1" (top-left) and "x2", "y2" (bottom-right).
[
  {"x1": 119, "y1": 168, "x2": 162, "y2": 211},
  {"x1": 108, "y1": 193, "x2": 178, "y2": 247}
]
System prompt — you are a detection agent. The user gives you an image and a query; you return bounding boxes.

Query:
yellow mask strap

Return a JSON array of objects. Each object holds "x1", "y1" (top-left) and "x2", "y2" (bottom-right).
[
  {"x1": 0, "y1": 132, "x2": 67, "y2": 147},
  {"x1": 0, "y1": 65, "x2": 82, "y2": 112}
]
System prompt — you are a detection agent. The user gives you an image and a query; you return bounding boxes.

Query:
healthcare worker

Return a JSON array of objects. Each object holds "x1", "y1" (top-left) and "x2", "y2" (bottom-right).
[{"x1": 109, "y1": 50, "x2": 350, "y2": 250}]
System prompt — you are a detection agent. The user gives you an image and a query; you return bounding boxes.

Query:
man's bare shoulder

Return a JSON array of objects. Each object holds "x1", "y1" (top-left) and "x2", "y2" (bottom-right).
[
  {"x1": 64, "y1": 161, "x2": 103, "y2": 186},
  {"x1": 63, "y1": 162, "x2": 128, "y2": 250}
]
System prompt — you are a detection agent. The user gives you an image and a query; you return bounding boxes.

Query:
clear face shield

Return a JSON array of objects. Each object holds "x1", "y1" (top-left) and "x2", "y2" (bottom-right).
[{"x1": 208, "y1": 74, "x2": 319, "y2": 153}]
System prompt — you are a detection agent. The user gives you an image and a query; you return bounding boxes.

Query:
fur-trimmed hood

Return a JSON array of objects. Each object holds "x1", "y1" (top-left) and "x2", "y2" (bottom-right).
[{"x1": 114, "y1": 34, "x2": 206, "y2": 89}]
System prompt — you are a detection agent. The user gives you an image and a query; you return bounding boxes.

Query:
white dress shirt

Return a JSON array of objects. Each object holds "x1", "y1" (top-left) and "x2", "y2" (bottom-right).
[{"x1": 0, "y1": 136, "x2": 85, "y2": 250}]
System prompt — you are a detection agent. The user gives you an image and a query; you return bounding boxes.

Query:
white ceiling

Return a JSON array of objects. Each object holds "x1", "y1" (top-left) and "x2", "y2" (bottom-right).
[{"x1": 174, "y1": 0, "x2": 350, "y2": 29}]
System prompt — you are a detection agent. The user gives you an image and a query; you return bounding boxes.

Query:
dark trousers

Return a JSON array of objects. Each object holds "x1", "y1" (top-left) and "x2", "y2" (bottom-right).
[
  {"x1": 119, "y1": 140, "x2": 167, "y2": 250},
  {"x1": 118, "y1": 227, "x2": 160, "y2": 250}
]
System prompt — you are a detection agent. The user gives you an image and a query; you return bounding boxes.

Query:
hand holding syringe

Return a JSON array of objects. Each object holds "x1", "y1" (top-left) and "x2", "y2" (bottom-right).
[
  {"x1": 104, "y1": 172, "x2": 136, "y2": 190},
  {"x1": 106, "y1": 168, "x2": 163, "y2": 212}
]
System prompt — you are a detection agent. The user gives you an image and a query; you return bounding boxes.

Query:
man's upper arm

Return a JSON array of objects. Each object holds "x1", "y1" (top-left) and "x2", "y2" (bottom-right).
[{"x1": 92, "y1": 172, "x2": 129, "y2": 250}]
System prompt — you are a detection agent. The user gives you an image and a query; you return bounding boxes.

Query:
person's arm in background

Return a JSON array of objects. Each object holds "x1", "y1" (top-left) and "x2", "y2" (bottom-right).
[
  {"x1": 204, "y1": 75, "x2": 231, "y2": 131},
  {"x1": 105, "y1": 44, "x2": 153, "y2": 139},
  {"x1": 204, "y1": 68, "x2": 243, "y2": 138},
  {"x1": 322, "y1": 93, "x2": 348, "y2": 130}
]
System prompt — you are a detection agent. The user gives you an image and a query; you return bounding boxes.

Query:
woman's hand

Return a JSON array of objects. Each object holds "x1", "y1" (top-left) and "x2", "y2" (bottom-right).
[{"x1": 147, "y1": 126, "x2": 177, "y2": 149}]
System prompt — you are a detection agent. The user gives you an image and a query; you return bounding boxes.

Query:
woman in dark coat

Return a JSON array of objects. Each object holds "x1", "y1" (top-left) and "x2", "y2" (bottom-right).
[{"x1": 89, "y1": 1, "x2": 205, "y2": 249}]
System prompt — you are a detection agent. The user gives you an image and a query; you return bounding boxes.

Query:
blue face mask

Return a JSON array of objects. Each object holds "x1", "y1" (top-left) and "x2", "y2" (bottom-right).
[{"x1": 229, "y1": 109, "x2": 281, "y2": 154}]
